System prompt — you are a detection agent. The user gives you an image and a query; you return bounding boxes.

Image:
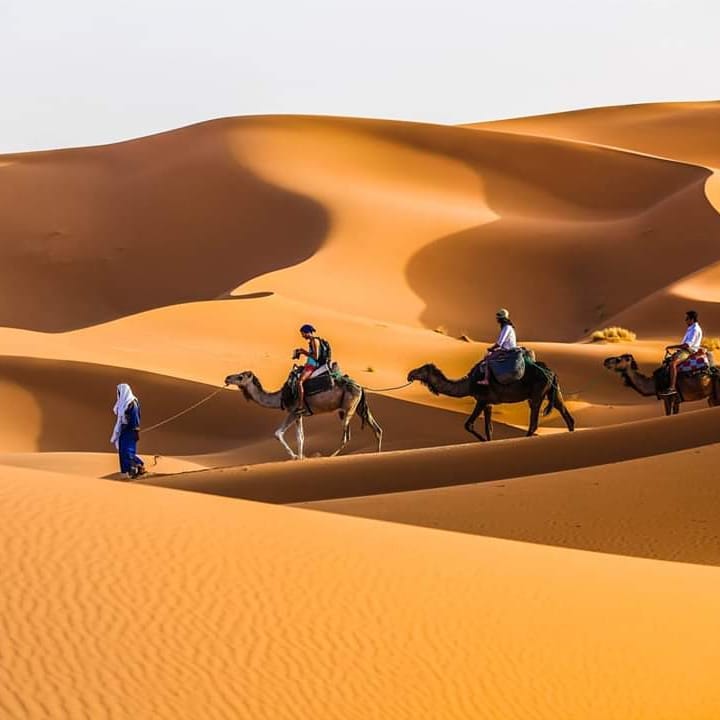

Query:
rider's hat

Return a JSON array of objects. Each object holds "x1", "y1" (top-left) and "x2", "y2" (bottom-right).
[
  {"x1": 299, "y1": 324, "x2": 316, "y2": 334},
  {"x1": 495, "y1": 308, "x2": 510, "y2": 320}
]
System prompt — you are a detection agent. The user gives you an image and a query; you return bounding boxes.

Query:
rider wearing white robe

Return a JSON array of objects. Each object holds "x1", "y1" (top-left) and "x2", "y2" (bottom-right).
[
  {"x1": 660, "y1": 310, "x2": 703, "y2": 395},
  {"x1": 477, "y1": 308, "x2": 517, "y2": 385}
]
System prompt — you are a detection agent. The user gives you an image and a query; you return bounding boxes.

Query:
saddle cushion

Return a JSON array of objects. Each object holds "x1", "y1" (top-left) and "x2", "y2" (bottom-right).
[
  {"x1": 281, "y1": 368, "x2": 336, "y2": 410},
  {"x1": 489, "y1": 348, "x2": 526, "y2": 385},
  {"x1": 678, "y1": 350, "x2": 710, "y2": 374}
]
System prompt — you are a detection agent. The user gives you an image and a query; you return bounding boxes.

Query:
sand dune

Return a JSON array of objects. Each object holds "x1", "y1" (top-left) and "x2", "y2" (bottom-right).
[
  {"x1": 301, "y1": 442, "x2": 720, "y2": 566},
  {"x1": 0, "y1": 354, "x2": 509, "y2": 469},
  {"x1": 3, "y1": 114, "x2": 719, "y2": 342},
  {"x1": 145, "y1": 405, "x2": 720, "y2": 503},
  {"x1": 229, "y1": 116, "x2": 720, "y2": 341},
  {"x1": 3, "y1": 103, "x2": 720, "y2": 717},
  {"x1": 469, "y1": 102, "x2": 720, "y2": 339},
  {"x1": 4, "y1": 466, "x2": 720, "y2": 720},
  {"x1": 0, "y1": 120, "x2": 327, "y2": 331},
  {"x1": 469, "y1": 101, "x2": 720, "y2": 167}
]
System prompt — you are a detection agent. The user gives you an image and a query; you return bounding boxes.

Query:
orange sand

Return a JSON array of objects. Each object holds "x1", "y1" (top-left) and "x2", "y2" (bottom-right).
[{"x1": 2, "y1": 101, "x2": 720, "y2": 717}]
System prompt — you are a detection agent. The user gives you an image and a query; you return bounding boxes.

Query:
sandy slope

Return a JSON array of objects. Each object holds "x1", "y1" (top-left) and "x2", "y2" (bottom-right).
[
  {"x1": 0, "y1": 353, "x2": 511, "y2": 470},
  {"x1": 228, "y1": 116, "x2": 720, "y2": 342},
  {"x1": 0, "y1": 121, "x2": 327, "y2": 331},
  {"x1": 3, "y1": 465, "x2": 720, "y2": 720},
  {"x1": 3, "y1": 114, "x2": 720, "y2": 342},
  {"x1": 145, "y1": 405, "x2": 720, "y2": 503},
  {"x1": 0, "y1": 451, "x2": 201, "y2": 478},
  {"x1": 301, "y1": 442, "x2": 720, "y2": 566},
  {"x1": 469, "y1": 102, "x2": 720, "y2": 339},
  {"x1": 0, "y1": 295, "x2": 676, "y2": 470},
  {"x1": 469, "y1": 101, "x2": 720, "y2": 167}
]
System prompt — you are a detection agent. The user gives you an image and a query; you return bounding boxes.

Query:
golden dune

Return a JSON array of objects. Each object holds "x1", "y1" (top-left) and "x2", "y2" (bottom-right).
[
  {"x1": 3, "y1": 466, "x2": 720, "y2": 719},
  {"x1": 1, "y1": 103, "x2": 720, "y2": 716}
]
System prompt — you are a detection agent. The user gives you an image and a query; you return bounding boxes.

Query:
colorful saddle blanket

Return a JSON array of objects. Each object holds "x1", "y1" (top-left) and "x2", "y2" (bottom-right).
[{"x1": 678, "y1": 350, "x2": 711, "y2": 374}]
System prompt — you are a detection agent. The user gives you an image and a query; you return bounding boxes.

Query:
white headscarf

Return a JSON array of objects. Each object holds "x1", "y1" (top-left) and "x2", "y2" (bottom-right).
[{"x1": 111, "y1": 383, "x2": 138, "y2": 448}]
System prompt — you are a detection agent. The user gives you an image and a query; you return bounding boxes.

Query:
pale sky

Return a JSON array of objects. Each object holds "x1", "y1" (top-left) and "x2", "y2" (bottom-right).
[{"x1": 0, "y1": 0, "x2": 718, "y2": 152}]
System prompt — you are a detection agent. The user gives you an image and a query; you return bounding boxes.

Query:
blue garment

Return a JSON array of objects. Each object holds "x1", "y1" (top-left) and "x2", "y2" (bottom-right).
[{"x1": 118, "y1": 401, "x2": 144, "y2": 474}]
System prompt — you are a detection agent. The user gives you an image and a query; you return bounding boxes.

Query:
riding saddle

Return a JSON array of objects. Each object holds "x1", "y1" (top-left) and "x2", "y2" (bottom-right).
[{"x1": 281, "y1": 364, "x2": 338, "y2": 411}]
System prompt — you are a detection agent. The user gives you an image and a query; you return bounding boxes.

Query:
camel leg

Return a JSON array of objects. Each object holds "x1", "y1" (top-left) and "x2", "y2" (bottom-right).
[
  {"x1": 295, "y1": 416, "x2": 305, "y2": 460},
  {"x1": 275, "y1": 413, "x2": 299, "y2": 460},
  {"x1": 527, "y1": 398, "x2": 542, "y2": 436},
  {"x1": 484, "y1": 406, "x2": 493, "y2": 441},
  {"x1": 709, "y1": 376, "x2": 720, "y2": 407},
  {"x1": 552, "y1": 387, "x2": 575, "y2": 432},
  {"x1": 363, "y1": 405, "x2": 384, "y2": 452},
  {"x1": 672, "y1": 397, "x2": 680, "y2": 415},
  {"x1": 464, "y1": 399, "x2": 487, "y2": 441},
  {"x1": 331, "y1": 393, "x2": 359, "y2": 457},
  {"x1": 663, "y1": 396, "x2": 672, "y2": 416}
]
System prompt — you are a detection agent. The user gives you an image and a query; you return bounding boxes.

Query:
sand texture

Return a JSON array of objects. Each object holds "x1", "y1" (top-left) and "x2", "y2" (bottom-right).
[{"x1": 2, "y1": 102, "x2": 720, "y2": 717}]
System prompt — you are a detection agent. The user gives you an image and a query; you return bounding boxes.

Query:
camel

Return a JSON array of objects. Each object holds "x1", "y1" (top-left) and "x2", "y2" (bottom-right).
[
  {"x1": 407, "y1": 361, "x2": 575, "y2": 441},
  {"x1": 603, "y1": 353, "x2": 720, "y2": 415},
  {"x1": 224, "y1": 371, "x2": 383, "y2": 459}
]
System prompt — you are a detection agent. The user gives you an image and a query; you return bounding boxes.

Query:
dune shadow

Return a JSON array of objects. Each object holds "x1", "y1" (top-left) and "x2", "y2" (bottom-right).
[
  {"x1": 0, "y1": 356, "x2": 524, "y2": 465},
  {"x1": 399, "y1": 126, "x2": 720, "y2": 342},
  {"x1": 0, "y1": 121, "x2": 328, "y2": 331}
]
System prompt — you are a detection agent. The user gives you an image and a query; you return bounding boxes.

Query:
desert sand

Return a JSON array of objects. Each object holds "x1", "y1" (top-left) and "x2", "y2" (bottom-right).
[{"x1": 2, "y1": 101, "x2": 720, "y2": 717}]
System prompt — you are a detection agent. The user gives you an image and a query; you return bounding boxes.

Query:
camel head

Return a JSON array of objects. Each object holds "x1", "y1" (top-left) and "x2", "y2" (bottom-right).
[
  {"x1": 407, "y1": 364, "x2": 440, "y2": 394},
  {"x1": 224, "y1": 371, "x2": 257, "y2": 401},
  {"x1": 603, "y1": 354, "x2": 638, "y2": 373}
]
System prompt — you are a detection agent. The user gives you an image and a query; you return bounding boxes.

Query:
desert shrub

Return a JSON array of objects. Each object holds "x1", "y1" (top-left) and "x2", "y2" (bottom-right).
[{"x1": 591, "y1": 326, "x2": 637, "y2": 343}]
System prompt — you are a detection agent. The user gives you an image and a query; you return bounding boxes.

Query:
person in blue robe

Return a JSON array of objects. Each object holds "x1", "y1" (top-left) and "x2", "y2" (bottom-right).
[{"x1": 110, "y1": 383, "x2": 146, "y2": 479}]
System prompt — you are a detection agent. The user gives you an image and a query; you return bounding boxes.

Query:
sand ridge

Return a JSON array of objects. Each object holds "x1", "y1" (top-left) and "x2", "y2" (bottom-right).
[
  {"x1": 144, "y1": 404, "x2": 720, "y2": 503},
  {"x1": 300, "y1": 442, "x2": 720, "y2": 566}
]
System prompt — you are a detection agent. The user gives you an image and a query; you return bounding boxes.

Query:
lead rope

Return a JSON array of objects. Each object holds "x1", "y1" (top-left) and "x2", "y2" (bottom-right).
[
  {"x1": 140, "y1": 386, "x2": 228, "y2": 468},
  {"x1": 142, "y1": 387, "x2": 227, "y2": 434},
  {"x1": 360, "y1": 381, "x2": 413, "y2": 392}
]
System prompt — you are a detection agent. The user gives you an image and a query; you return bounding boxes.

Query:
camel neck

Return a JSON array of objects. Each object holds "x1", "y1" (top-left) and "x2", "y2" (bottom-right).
[
  {"x1": 426, "y1": 369, "x2": 471, "y2": 398},
  {"x1": 244, "y1": 377, "x2": 283, "y2": 409},
  {"x1": 622, "y1": 366, "x2": 657, "y2": 397}
]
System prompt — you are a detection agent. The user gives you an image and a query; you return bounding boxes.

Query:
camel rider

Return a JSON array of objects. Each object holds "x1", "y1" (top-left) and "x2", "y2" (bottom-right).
[
  {"x1": 660, "y1": 310, "x2": 703, "y2": 396},
  {"x1": 293, "y1": 324, "x2": 331, "y2": 410},
  {"x1": 477, "y1": 308, "x2": 517, "y2": 385}
]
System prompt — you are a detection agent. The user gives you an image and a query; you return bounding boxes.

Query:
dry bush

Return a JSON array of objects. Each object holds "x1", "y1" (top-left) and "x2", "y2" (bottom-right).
[
  {"x1": 703, "y1": 337, "x2": 720, "y2": 350},
  {"x1": 458, "y1": 334, "x2": 472, "y2": 343},
  {"x1": 433, "y1": 325, "x2": 448, "y2": 335},
  {"x1": 591, "y1": 326, "x2": 637, "y2": 343}
]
